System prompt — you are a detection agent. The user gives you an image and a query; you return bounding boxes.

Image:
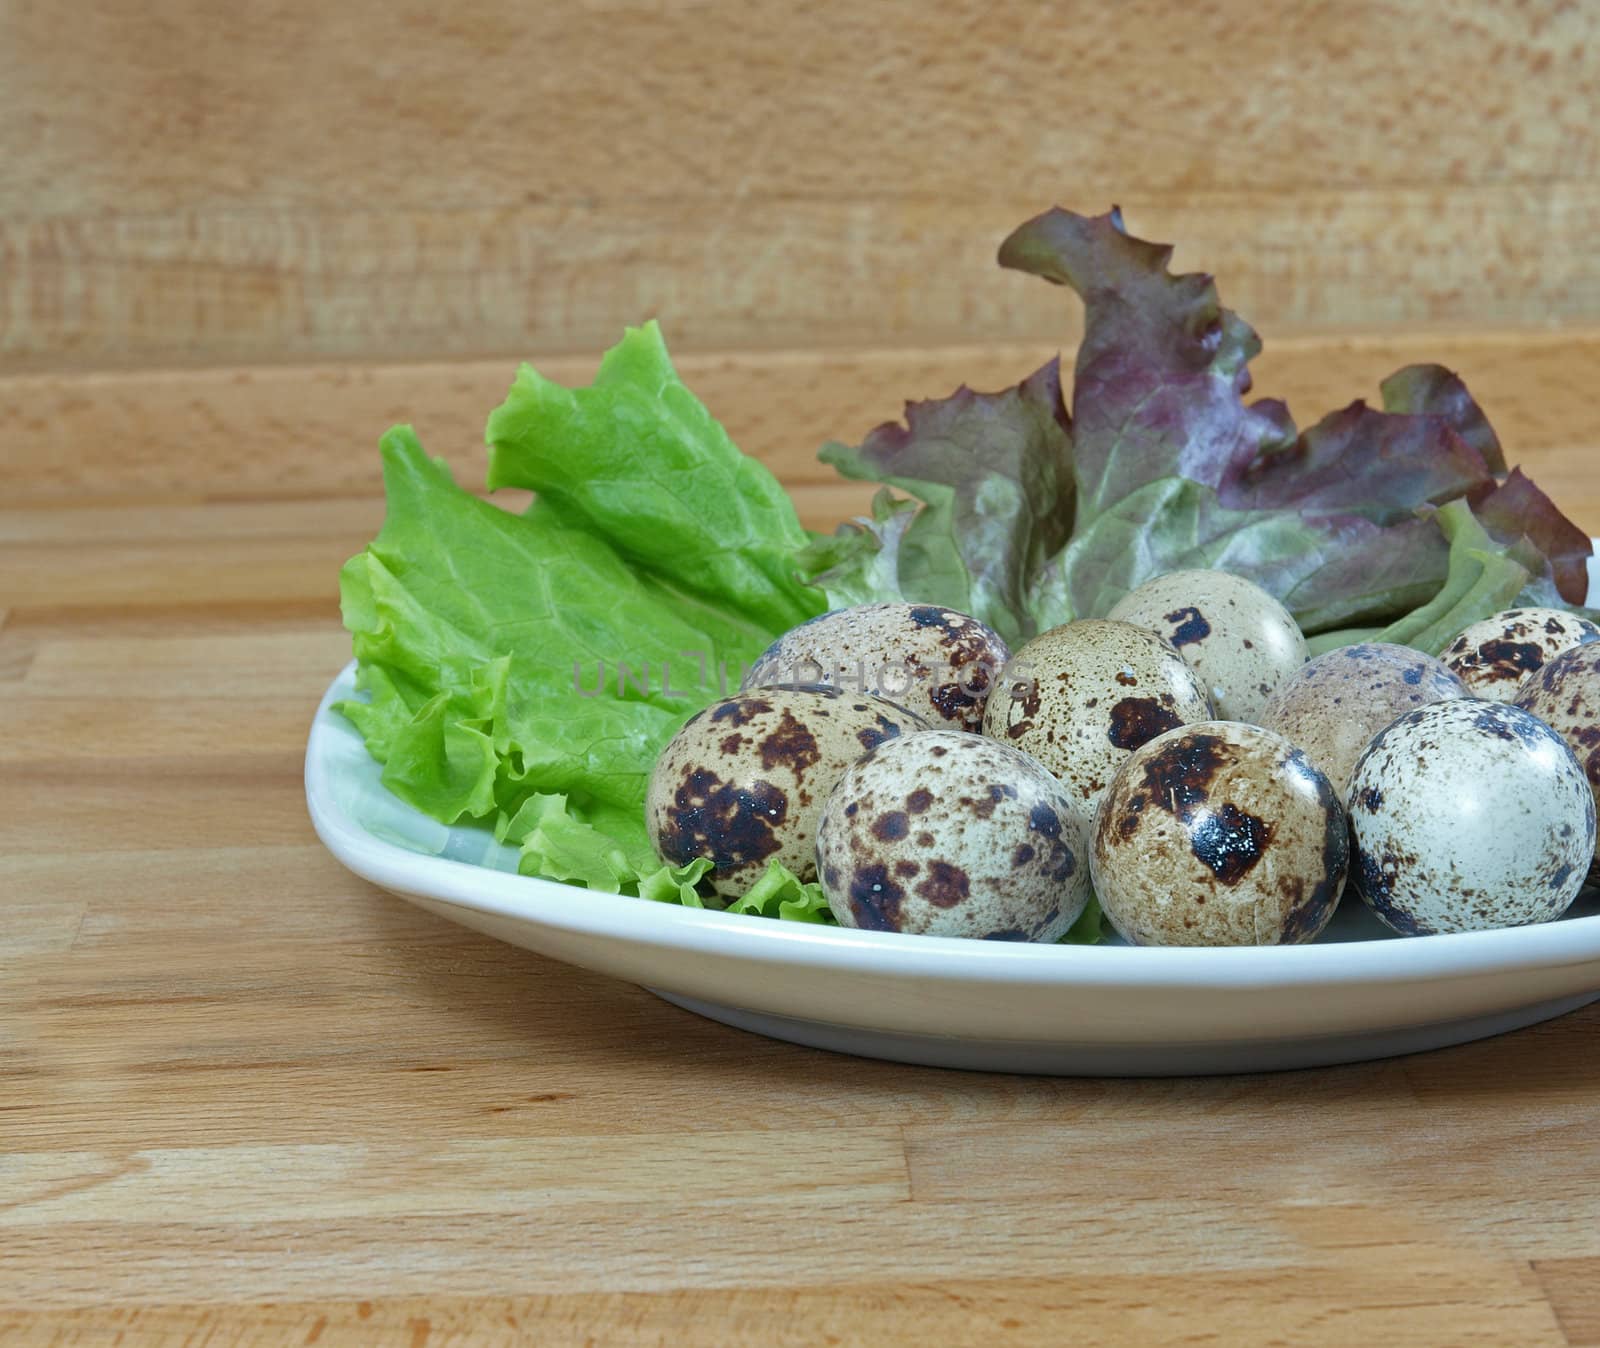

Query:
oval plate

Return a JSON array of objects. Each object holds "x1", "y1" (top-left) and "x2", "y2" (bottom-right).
[{"x1": 307, "y1": 662, "x2": 1600, "y2": 1075}]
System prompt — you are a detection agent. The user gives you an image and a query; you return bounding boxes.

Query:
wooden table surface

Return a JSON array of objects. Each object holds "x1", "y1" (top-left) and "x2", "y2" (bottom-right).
[
  {"x1": 6, "y1": 331, "x2": 1600, "y2": 1346},
  {"x1": 6, "y1": 1, "x2": 1599, "y2": 369}
]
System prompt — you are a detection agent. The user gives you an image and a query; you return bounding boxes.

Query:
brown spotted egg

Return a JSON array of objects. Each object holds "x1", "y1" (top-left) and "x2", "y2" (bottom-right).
[
  {"x1": 742, "y1": 602, "x2": 1009, "y2": 732},
  {"x1": 1347, "y1": 699, "x2": 1595, "y2": 936},
  {"x1": 647, "y1": 686, "x2": 929, "y2": 900},
  {"x1": 1259, "y1": 642, "x2": 1468, "y2": 802},
  {"x1": 1090, "y1": 722, "x2": 1348, "y2": 946},
  {"x1": 1441, "y1": 606, "x2": 1600, "y2": 701},
  {"x1": 1515, "y1": 641, "x2": 1600, "y2": 875},
  {"x1": 815, "y1": 731, "x2": 1090, "y2": 941},
  {"x1": 1107, "y1": 569, "x2": 1307, "y2": 721},
  {"x1": 981, "y1": 619, "x2": 1213, "y2": 809}
]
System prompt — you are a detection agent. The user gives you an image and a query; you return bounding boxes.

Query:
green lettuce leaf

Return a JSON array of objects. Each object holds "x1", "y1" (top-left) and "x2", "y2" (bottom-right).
[
  {"x1": 338, "y1": 324, "x2": 826, "y2": 906},
  {"x1": 496, "y1": 791, "x2": 832, "y2": 918},
  {"x1": 486, "y1": 321, "x2": 820, "y2": 636},
  {"x1": 1061, "y1": 892, "x2": 1105, "y2": 946},
  {"x1": 793, "y1": 488, "x2": 922, "y2": 611},
  {"x1": 721, "y1": 861, "x2": 835, "y2": 923}
]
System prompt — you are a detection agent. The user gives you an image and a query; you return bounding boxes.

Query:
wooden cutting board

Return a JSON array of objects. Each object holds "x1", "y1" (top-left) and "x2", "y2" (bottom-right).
[{"x1": 4, "y1": 332, "x2": 1600, "y2": 1346}]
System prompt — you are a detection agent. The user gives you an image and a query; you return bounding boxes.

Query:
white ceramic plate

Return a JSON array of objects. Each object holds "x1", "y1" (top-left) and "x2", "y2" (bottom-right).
[{"x1": 306, "y1": 661, "x2": 1600, "y2": 1075}]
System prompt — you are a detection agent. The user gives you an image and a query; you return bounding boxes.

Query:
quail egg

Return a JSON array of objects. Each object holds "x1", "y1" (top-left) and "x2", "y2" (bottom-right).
[
  {"x1": 1258, "y1": 642, "x2": 1468, "y2": 802},
  {"x1": 815, "y1": 730, "x2": 1090, "y2": 941},
  {"x1": 1346, "y1": 699, "x2": 1595, "y2": 935},
  {"x1": 1441, "y1": 606, "x2": 1600, "y2": 701},
  {"x1": 1515, "y1": 641, "x2": 1600, "y2": 874},
  {"x1": 647, "y1": 686, "x2": 929, "y2": 899},
  {"x1": 743, "y1": 602, "x2": 1010, "y2": 732},
  {"x1": 1107, "y1": 569, "x2": 1308, "y2": 721},
  {"x1": 981, "y1": 619, "x2": 1213, "y2": 809},
  {"x1": 1090, "y1": 722, "x2": 1348, "y2": 947}
]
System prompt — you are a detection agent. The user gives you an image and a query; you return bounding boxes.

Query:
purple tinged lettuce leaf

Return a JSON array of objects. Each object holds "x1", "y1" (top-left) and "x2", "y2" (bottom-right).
[
  {"x1": 996, "y1": 207, "x2": 1297, "y2": 521},
  {"x1": 1219, "y1": 399, "x2": 1494, "y2": 524},
  {"x1": 1471, "y1": 467, "x2": 1593, "y2": 605},
  {"x1": 997, "y1": 206, "x2": 1589, "y2": 632},
  {"x1": 995, "y1": 207, "x2": 1466, "y2": 629},
  {"x1": 1031, "y1": 477, "x2": 1449, "y2": 638},
  {"x1": 1308, "y1": 499, "x2": 1543, "y2": 657},
  {"x1": 1376, "y1": 365, "x2": 1585, "y2": 602},
  {"x1": 1381, "y1": 364, "x2": 1507, "y2": 474},
  {"x1": 810, "y1": 360, "x2": 1074, "y2": 644},
  {"x1": 803, "y1": 205, "x2": 1592, "y2": 650}
]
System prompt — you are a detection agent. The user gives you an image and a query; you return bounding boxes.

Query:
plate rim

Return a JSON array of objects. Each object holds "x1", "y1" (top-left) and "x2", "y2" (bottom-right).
[{"x1": 306, "y1": 661, "x2": 1600, "y2": 993}]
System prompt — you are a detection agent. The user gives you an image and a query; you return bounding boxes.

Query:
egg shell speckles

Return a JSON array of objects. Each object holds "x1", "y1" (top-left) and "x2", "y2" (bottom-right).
[
  {"x1": 1258, "y1": 642, "x2": 1468, "y2": 803},
  {"x1": 1347, "y1": 699, "x2": 1595, "y2": 936},
  {"x1": 1442, "y1": 606, "x2": 1600, "y2": 701},
  {"x1": 647, "y1": 686, "x2": 929, "y2": 899},
  {"x1": 1514, "y1": 642, "x2": 1600, "y2": 869},
  {"x1": 981, "y1": 619, "x2": 1213, "y2": 810},
  {"x1": 1090, "y1": 722, "x2": 1348, "y2": 947},
  {"x1": 743, "y1": 602, "x2": 1010, "y2": 732},
  {"x1": 815, "y1": 731, "x2": 1090, "y2": 941},
  {"x1": 1107, "y1": 569, "x2": 1308, "y2": 721}
]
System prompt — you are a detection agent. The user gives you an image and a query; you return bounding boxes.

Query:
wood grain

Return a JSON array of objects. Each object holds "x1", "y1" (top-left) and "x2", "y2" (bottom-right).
[
  {"x1": 0, "y1": 1267, "x2": 1571, "y2": 1348},
  {"x1": 9, "y1": 188, "x2": 1600, "y2": 368},
  {"x1": 1536, "y1": 1258, "x2": 1600, "y2": 1346},
  {"x1": 12, "y1": 1, "x2": 1596, "y2": 213},
  {"x1": 4, "y1": 0, "x2": 1599, "y2": 366},
  {"x1": 6, "y1": 331, "x2": 1600, "y2": 531}
]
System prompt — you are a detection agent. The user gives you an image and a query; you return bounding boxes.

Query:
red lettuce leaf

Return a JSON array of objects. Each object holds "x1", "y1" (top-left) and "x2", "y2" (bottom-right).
[
  {"x1": 998, "y1": 206, "x2": 1588, "y2": 627},
  {"x1": 803, "y1": 206, "x2": 1591, "y2": 646},
  {"x1": 1472, "y1": 467, "x2": 1593, "y2": 604},
  {"x1": 997, "y1": 207, "x2": 1296, "y2": 519},
  {"x1": 1381, "y1": 364, "x2": 1507, "y2": 473},
  {"x1": 995, "y1": 207, "x2": 1483, "y2": 629},
  {"x1": 1219, "y1": 399, "x2": 1494, "y2": 524},
  {"x1": 813, "y1": 359, "x2": 1074, "y2": 644}
]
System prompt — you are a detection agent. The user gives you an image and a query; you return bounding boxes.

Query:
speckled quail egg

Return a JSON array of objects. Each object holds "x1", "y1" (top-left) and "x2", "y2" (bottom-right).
[
  {"x1": 1441, "y1": 606, "x2": 1600, "y2": 701},
  {"x1": 1107, "y1": 570, "x2": 1308, "y2": 721},
  {"x1": 1346, "y1": 699, "x2": 1595, "y2": 936},
  {"x1": 647, "y1": 686, "x2": 929, "y2": 900},
  {"x1": 1515, "y1": 641, "x2": 1600, "y2": 875},
  {"x1": 1258, "y1": 642, "x2": 1468, "y2": 802},
  {"x1": 743, "y1": 602, "x2": 1010, "y2": 732},
  {"x1": 981, "y1": 619, "x2": 1213, "y2": 809},
  {"x1": 815, "y1": 730, "x2": 1090, "y2": 941},
  {"x1": 1090, "y1": 722, "x2": 1348, "y2": 947}
]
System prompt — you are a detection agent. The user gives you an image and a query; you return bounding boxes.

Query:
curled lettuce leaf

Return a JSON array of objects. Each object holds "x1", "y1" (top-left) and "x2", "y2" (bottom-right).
[
  {"x1": 486, "y1": 322, "x2": 820, "y2": 637},
  {"x1": 1307, "y1": 500, "x2": 1538, "y2": 656},
  {"x1": 1219, "y1": 399, "x2": 1492, "y2": 524},
  {"x1": 795, "y1": 488, "x2": 922, "y2": 612},
  {"x1": 802, "y1": 206, "x2": 1592, "y2": 650},
  {"x1": 1380, "y1": 364, "x2": 1506, "y2": 473},
  {"x1": 339, "y1": 324, "x2": 826, "y2": 908},
  {"x1": 721, "y1": 862, "x2": 835, "y2": 924},
  {"x1": 1472, "y1": 467, "x2": 1594, "y2": 607},
  {"x1": 814, "y1": 361, "x2": 1074, "y2": 645}
]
